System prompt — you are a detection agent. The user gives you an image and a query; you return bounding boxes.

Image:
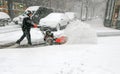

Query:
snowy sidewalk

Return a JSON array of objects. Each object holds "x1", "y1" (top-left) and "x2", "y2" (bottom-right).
[
  {"x1": 0, "y1": 43, "x2": 120, "y2": 74},
  {"x1": 85, "y1": 18, "x2": 120, "y2": 37},
  {"x1": 94, "y1": 27, "x2": 120, "y2": 37},
  {"x1": 0, "y1": 24, "x2": 21, "y2": 34}
]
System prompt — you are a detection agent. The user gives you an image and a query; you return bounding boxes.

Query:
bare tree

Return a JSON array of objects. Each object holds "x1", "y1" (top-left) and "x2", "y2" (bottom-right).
[{"x1": 7, "y1": 0, "x2": 14, "y2": 19}]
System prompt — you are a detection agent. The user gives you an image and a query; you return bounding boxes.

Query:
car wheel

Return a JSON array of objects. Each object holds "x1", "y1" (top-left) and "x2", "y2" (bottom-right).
[{"x1": 56, "y1": 24, "x2": 61, "y2": 31}]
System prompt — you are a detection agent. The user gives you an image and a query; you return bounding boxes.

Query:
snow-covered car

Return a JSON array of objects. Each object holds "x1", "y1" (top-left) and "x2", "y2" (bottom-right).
[
  {"x1": 39, "y1": 13, "x2": 70, "y2": 31},
  {"x1": 0, "y1": 12, "x2": 11, "y2": 26},
  {"x1": 13, "y1": 14, "x2": 27, "y2": 25},
  {"x1": 13, "y1": 6, "x2": 53, "y2": 25},
  {"x1": 65, "y1": 12, "x2": 77, "y2": 21},
  {"x1": 13, "y1": 6, "x2": 39, "y2": 25}
]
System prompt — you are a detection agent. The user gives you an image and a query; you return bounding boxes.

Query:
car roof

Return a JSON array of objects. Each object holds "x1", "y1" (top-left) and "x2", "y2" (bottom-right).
[
  {"x1": 46, "y1": 13, "x2": 64, "y2": 18},
  {"x1": 25, "y1": 6, "x2": 40, "y2": 12}
]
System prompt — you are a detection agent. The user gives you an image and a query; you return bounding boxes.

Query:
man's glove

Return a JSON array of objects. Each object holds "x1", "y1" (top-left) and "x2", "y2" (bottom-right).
[{"x1": 33, "y1": 24, "x2": 38, "y2": 28}]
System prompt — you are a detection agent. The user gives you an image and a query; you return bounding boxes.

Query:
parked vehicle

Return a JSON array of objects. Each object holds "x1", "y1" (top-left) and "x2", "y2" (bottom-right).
[
  {"x1": 39, "y1": 13, "x2": 70, "y2": 31},
  {"x1": 13, "y1": 6, "x2": 53, "y2": 25},
  {"x1": 13, "y1": 14, "x2": 26, "y2": 25},
  {"x1": 0, "y1": 12, "x2": 11, "y2": 26}
]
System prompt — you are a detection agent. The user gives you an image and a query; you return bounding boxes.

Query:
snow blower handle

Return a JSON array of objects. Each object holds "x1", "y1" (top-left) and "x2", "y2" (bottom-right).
[{"x1": 33, "y1": 24, "x2": 38, "y2": 28}]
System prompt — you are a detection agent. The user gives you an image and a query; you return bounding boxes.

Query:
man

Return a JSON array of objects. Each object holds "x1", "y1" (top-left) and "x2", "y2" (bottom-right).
[{"x1": 16, "y1": 10, "x2": 37, "y2": 46}]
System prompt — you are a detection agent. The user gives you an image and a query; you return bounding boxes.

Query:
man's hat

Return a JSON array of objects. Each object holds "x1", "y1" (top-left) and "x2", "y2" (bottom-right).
[{"x1": 26, "y1": 10, "x2": 32, "y2": 16}]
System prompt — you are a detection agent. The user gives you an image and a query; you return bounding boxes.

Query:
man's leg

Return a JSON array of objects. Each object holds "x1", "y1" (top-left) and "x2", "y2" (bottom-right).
[
  {"x1": 16, "y1": 32, "x2": 26, "y2": 44},
  {"x1": 26, "y1": 30, "x2": 32, "y2": 45}
]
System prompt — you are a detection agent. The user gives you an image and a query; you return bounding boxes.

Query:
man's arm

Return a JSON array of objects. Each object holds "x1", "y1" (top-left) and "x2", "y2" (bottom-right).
[{"x1": 26, "y1": 18, "x2": 38, "y2": 28}]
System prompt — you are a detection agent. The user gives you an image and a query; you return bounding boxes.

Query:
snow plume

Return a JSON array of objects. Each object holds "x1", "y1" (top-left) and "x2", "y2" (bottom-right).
[
  {"x1": 65, "y1": 20, "x2": 97, "y2": 44},
  {"x1": 85, "y1": 17, "x2": 104, "y2": 27}
]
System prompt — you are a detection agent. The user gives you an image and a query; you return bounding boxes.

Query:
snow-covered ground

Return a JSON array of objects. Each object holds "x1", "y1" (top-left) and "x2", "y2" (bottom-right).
[
  {"x1": 0, "y1": 36, "x2": 120, "y2": 74},
  {"x1": 0, "y1": 22, "x2": 20, "y2": 34},
  {"x1": 0, "y1": 18, "x2": 120, "y2": 74}
]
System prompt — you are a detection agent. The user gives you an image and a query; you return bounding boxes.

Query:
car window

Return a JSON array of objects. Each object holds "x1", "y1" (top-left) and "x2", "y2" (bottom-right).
[
  {"x1": 22, "y1": 10, "x2": 35, "y2": 16},
  {"x1": 32, "y1": 7, "x2": 53, "y2": 24}
]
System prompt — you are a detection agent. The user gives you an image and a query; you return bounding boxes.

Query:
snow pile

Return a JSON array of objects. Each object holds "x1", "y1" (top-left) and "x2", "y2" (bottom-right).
[
  {"x1": 85, "y1": 17, "x2": 104, "y2": 27},
  {"x1": 65, "y1": 20, "x2": 97, "y2": 44},
  {"x1": 0, "y1": 12, "x2": 10, "y2": 19}
]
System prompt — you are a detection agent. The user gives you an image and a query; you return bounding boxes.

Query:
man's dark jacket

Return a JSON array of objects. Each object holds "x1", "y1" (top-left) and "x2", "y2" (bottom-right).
[{"x1": 22, "y1": 16, "x2": 34, "y2": 30}]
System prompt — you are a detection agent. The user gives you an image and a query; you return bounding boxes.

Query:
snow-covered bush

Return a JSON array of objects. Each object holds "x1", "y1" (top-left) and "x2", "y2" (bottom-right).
[{"x1": 64, "y1": 20, "x2": 97, "y2": 44}]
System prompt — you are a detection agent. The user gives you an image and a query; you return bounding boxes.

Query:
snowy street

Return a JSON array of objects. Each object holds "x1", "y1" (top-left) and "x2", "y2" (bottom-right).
[{"x1": 0, "y1": 36, "x2": 120, "y2": 74}]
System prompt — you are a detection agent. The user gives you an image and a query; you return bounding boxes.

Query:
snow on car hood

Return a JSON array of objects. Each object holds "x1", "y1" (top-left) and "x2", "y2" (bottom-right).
[
  {"x1": 39, "y1": 17, "x2": 60, "y2": 27},
  {"x1": 41, "y1": 17, "x2": 61, "y2": 23},
  {"x1": 41, "y1": 13, "x2": 63, "y2": 22},
  {"x1": 0, "y1": 12, "x2": 10, "y2": 19},
  {"x1": 39, "y1": 13, "x2": 66, "y2": 27}
]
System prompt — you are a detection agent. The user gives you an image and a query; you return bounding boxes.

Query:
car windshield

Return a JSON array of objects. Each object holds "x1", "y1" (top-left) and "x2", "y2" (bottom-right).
[{"x1": 22, "y1": 11, "x2": 35, "y2": 16}]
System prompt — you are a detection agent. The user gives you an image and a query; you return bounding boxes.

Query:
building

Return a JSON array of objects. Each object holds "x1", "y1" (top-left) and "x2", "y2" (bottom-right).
[{"x1": 104, "y1": 0, "x2": 120, "y2": 29}]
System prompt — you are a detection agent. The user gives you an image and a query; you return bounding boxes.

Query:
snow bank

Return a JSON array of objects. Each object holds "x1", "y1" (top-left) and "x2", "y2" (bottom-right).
[{"x1": 65, "y1": 20, "x2": 97, "y2": 44}]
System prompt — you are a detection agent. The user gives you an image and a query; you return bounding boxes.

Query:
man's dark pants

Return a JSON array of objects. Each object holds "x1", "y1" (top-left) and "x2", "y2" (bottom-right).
[{"x1": 16, "y1": 28, "x2": 32, "y2": 45}]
